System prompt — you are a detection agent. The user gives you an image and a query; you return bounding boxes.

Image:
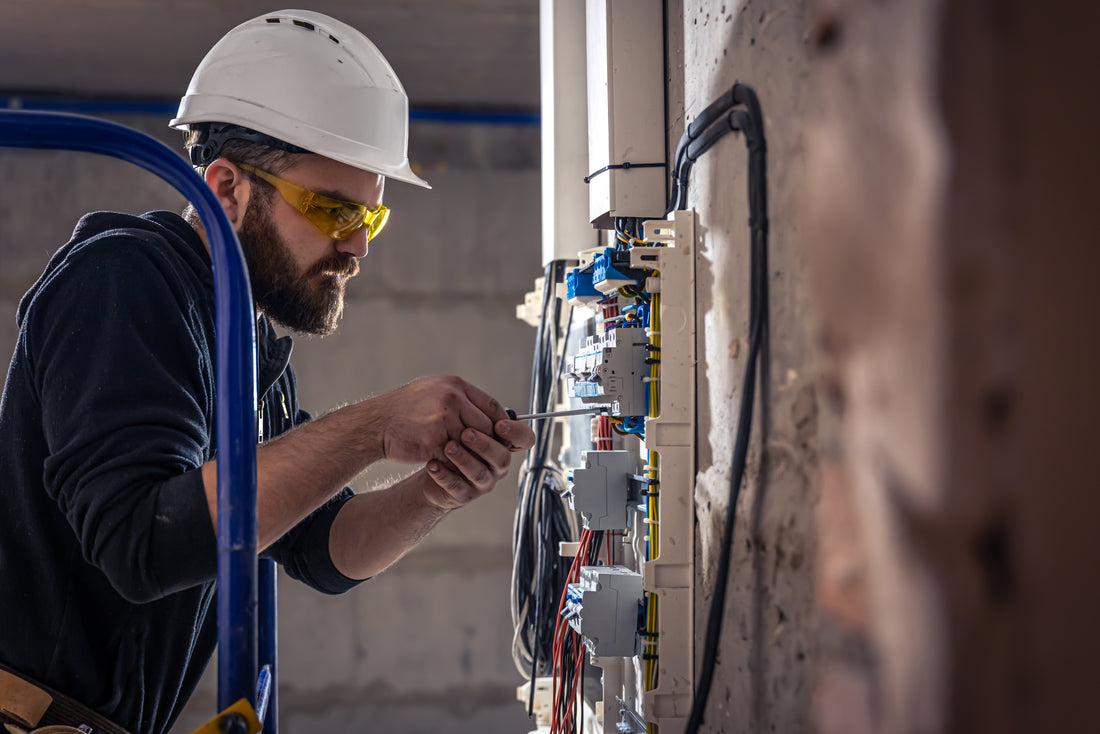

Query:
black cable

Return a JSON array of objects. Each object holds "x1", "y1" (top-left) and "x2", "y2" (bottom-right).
[
  {"x1": 515, "y1": 261, "x2": 581, "y2": 719},
  {"x1": 517, "y1": 262, "x2": 558, "y2": 682},
  {"x1": 668, "y1": 83, "x2": 762, "y2": 214},
  {"x1": 676, "y1": 84, "x2": 768, "y2": 734}
]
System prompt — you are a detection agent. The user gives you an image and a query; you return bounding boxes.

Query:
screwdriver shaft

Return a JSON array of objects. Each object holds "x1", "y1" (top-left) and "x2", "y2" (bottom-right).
[{"x1": 510, "y1": 406, "x2": 606, "y2": 421}]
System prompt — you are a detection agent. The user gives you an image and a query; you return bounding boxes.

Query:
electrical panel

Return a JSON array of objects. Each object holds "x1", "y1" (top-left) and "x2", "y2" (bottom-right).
[
  {"x1": 517, "y1": 3, "x2": 693, "y2": 733},
  {"x1": 514, "y1": 211, "x2": 697, "y2": 734}
]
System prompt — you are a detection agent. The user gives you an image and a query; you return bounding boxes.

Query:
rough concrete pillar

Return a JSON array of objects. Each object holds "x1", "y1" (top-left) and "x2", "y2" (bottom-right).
[{"x1": 806, "y1": 1, "x2": 1100, "y2": 733}]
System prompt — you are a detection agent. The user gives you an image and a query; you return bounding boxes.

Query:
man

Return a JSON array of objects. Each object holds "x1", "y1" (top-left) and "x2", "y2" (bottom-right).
[{"x1": 0, "y1": 10, "x2": 534, "y2": 734}]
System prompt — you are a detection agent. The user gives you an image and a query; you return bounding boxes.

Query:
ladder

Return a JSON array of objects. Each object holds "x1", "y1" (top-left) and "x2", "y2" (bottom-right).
[{"x1": 0, "y1": 110, "x2": 276, "y2": 734}]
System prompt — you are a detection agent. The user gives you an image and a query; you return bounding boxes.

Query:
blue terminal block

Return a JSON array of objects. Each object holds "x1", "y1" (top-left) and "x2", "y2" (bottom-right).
[
  {"x1": 567, "y1": 266, "x2": 602, "y2": 305},
  {"x1": 592, "y1": 248, "x2": 636, "y2": 295}
]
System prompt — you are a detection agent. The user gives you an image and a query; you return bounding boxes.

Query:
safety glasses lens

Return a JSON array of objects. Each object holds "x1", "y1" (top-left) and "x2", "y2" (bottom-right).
[{"x1": 306, "y1": 203, "x2": 389, "y2": 241}]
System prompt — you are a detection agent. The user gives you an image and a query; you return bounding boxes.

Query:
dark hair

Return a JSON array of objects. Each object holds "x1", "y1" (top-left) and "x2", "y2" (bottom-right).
[{"x1": 180, "y1": 124, "x2": 303, "y2": 228}]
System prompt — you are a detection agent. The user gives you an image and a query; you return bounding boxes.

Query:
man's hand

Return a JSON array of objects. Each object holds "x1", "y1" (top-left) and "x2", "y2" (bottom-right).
[
  {"x1": 369, "y1": 375, "x2": 513, "y2": 465},
  {"x1": 422, "y1": 417, "x2": 536, "y2": 510}
]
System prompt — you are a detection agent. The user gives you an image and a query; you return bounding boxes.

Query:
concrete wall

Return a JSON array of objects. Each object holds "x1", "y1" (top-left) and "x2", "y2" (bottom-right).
[
  {"x1": 677, "y1": 1, "x2": 820, "y2": 731},
  {"x1": 680, "y1": 1, "x2": 1100, "y2": 733},
  {"x1": 805, "y1": 1, "x2": 1100, "y2": 733},
  {"x1": 0, "y1": 117, "x2": 542, "y2": 733}
]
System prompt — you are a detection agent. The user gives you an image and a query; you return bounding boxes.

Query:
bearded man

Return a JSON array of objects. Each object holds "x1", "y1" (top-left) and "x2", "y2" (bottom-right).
[{"x1": 0, "y1": 11, "x2": 534, "y2": 734}]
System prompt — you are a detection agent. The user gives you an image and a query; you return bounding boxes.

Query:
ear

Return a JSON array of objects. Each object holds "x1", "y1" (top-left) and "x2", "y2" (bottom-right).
[{"x1": 203, "y1": 160, "x2": 252, "y2": 229}]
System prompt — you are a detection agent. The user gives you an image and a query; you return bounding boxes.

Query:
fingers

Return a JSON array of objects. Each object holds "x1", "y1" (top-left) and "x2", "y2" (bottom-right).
[
  {"x1": 442, "y1": 433, "x2": 505, "y2": 493},
  {"x1": 457, "y1": 382, "x2": 508, "y2": 426},
  {"x1": 457, "y1": 427, "x2": 512, "y2": 475},
  {"x1": 493, "y1": 418, "x2": 536, "y2": 452},
  {"x1": 424, "y1": 437, "x2": 501, "y2": 510},
  {"x1": 425, "y1": 461, "x2": 479, "y2": 509}
]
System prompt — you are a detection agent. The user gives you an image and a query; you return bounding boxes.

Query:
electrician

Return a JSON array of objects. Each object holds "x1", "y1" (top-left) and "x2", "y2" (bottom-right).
[{"x1": 0, "y1": 10, "x2": 534, "y2": 734}]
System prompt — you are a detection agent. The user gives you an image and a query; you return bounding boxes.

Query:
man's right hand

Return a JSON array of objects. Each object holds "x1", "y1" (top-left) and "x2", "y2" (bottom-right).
[{"x1": 370, "y1": 375, "x2": 511, "y2": 465}]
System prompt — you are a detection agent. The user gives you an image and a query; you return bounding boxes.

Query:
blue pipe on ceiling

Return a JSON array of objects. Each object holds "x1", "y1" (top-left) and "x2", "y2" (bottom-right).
[{"x1": 0, "y1": 95, "x2": 540, "y2": 126}]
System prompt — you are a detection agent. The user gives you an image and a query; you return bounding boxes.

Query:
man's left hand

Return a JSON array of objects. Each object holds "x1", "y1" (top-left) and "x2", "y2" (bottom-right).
[{"x1": 422, "y1": 418, "x2": 535, "y2": 510}]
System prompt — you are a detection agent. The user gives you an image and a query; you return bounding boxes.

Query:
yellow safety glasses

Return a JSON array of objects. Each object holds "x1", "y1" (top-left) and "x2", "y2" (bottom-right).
[{"x1": 236, "y1": 162, "x2": 390, "y2": 241}]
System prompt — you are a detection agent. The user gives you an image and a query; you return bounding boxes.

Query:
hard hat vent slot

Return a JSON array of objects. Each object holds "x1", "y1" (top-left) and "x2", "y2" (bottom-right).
[
  {"x1": 265, "y1": 18, "x2": 280, "y2": 24},
  {"x1": 292, "y1": 20, "x2": 316, "y2": 31}
]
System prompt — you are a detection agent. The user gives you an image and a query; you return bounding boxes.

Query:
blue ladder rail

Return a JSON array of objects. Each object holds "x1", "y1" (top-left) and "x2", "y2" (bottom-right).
[{"x1": 0, "y1": 110, "x2": 277, "y2": 731}]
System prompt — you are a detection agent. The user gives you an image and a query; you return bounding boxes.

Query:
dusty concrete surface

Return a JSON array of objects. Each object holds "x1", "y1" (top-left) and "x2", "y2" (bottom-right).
[
  {"x1": 681, "y1": 1, "x2": 819, "y2": 731},
  {"x1": 804, "y1": 1, "x2": 1100, "y2": 733}
]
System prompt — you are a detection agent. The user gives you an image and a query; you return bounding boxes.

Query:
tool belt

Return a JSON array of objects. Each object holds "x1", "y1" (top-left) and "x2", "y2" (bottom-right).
[{"x1": 0, "y1": 663, "x2": 130, "y2": 734}]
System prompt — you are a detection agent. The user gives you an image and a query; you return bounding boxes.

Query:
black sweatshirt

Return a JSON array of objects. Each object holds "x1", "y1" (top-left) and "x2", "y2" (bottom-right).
[{"x1": 0, "y1": 211, "x2": 360, "y2": 734}]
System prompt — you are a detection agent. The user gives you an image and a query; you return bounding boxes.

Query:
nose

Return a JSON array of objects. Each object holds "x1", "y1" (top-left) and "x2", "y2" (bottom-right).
[{"x1": 334, "y1": 228, "x2": 369, "y2": 259}]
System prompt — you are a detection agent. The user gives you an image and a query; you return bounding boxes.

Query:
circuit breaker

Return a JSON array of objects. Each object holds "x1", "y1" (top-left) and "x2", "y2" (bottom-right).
[
  {"x1": 564, "y1": 450, "x2": 634, "y2": 530},
  {"x1": 564, "y1": 566, "x2": 643, "y2": 658},
  {"x1": 568, "y1": 327, "x2": 649, "y2": 416}
]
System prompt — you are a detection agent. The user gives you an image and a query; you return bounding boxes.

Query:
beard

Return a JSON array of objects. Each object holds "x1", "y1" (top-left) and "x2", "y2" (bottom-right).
[{"x1": 237, "y1": 193, "x2": 359, "y2": 336}]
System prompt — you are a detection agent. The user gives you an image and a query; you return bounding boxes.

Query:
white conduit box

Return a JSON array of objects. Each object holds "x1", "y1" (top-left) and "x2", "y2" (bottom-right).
[{"x1": 585, "y1": 0, "x2": 667, "y2": 226}]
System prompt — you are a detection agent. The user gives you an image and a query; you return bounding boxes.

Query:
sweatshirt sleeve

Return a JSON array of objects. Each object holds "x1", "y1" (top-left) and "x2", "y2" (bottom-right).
[
  {"x1": 27, "y1": 233, "x2": 218, "y2": 603},
  {"x1": 259, "y1": 394, "x2": 364, "y2": 594},
  {"x1": 263, "y1": 485, "x2": 362, "y2": 595}
]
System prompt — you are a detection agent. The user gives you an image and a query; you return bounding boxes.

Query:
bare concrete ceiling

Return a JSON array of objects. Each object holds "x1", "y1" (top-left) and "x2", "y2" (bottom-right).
[{"x1": 0, "y1": 0, "x2": 540, "y2": 110}]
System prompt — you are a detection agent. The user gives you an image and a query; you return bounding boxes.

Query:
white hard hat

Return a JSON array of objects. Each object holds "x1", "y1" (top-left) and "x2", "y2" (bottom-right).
[{"x1": 170, "y1": 9, "x2": 430, "y2": 188}]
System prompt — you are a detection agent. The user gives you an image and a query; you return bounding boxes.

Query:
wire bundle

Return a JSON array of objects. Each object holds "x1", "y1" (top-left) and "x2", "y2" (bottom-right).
[
  {"x1": 643, "y1": 290, "x2": 662, "y2": 733},
  {"x1": 512, "y1": 261, "x2": 579, "y2": 688},
  {"x1": 550, "y1": 528, "x2": 605, "y2": 734}
]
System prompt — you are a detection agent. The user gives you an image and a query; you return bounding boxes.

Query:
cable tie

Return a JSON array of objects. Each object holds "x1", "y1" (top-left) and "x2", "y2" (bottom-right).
[{"x1": 584, "y1": 161, "x2": 666, "y2": 184}]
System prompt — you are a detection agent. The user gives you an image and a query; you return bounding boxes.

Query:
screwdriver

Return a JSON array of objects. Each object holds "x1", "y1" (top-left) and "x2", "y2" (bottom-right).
[{"x1": 506, "y1": 406, "x2": 607, "y2": 422}]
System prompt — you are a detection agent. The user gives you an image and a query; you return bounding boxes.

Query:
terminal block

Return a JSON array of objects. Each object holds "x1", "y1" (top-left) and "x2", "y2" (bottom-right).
[
  {"x1": 564, "y1": 450, "x2": 634, "y2": 530},
  {"x1": 568, "y1": 327, "x2": 649, "y2": 416},
  {"x1": 563, "y1": 566, "x2": 643, "y2": 658}
]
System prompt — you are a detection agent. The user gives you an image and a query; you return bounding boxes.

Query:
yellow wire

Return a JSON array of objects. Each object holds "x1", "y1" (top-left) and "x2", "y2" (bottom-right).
[{"x1": 644, "y1": 291, "x2": 661, "y2": 733}]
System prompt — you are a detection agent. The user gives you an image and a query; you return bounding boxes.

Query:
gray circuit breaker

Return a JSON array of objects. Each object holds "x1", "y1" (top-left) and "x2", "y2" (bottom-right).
[
  {"x1": 563, "y1": 565, "x2": 643, "y2": 658},
  {"x1": 564, "y1": 450, "x2": 633, "y2": 530},
  {"x1": 568, "y1": 326, "x2": 650, "y2": 416}
]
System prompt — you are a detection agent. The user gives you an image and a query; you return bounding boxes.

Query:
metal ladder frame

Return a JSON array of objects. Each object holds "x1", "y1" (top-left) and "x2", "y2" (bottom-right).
[{"x1": 0, "y1": 110, "x2": 277, "y2": 732}]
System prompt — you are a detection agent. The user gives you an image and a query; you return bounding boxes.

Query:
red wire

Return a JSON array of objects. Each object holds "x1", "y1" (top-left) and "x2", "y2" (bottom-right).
[{"x1": 551, "y1": 530, "x2": 592, "y2": 734}]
